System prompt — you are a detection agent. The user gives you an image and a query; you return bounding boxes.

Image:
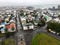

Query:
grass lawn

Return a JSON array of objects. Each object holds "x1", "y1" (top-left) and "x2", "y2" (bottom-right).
[
  {"x1": 2, "y1": 38, "x2": 16, "y2": 45},
  {"x1": 0, "y1": 33, "x2": 5, "y2": 38},
  {"x1": 32, "y1": 33, "x2": 60, "y2": 45}
]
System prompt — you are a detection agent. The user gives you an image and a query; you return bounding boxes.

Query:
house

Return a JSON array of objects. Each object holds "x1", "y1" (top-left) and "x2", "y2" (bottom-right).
[
  {"x1": 53, "y1": 18, "x2": 60, "y2": 23},
  {"x1": 0, "y1": 25, "x2": 5, "y2": 33}
]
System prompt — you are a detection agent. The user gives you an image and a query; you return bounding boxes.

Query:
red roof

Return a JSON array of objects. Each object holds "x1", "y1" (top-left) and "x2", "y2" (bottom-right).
[
  {"x1": 10, "y1": 23, "x2": 16, "y2": 29},
  {"x1": 0, "y1": 20, "x2": 2, "y2": 23},
  {"x1": 5, "y1": 25, "x2": 10, "y2": 30}
]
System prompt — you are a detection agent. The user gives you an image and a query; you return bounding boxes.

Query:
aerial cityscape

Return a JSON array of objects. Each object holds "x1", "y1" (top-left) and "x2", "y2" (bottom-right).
[{"x1": 0, "y1": 0, "x2": 60, "y2": 45}]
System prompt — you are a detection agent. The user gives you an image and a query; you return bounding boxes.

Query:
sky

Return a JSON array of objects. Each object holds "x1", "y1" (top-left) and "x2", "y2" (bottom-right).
[{"x1": 0, "y1": 0, "x2": 60, "y2": 6}]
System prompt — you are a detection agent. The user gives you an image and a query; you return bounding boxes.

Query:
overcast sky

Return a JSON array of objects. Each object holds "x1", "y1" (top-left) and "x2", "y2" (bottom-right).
[{"x1": 0, "y1": 0, "x2": 60, "y2": 6}]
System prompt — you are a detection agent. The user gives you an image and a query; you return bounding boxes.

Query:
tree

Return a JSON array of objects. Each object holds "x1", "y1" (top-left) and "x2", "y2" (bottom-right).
[{"x1": 47, "y1": 21, "x2": 60, "y2": 32}]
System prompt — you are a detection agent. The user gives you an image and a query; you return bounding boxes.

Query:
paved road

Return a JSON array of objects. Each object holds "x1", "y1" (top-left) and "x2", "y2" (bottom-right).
[
  {"x1": 18, "y1": 14, "x2": 34, "y2": 45},
  {"x1": 15, "y1": 14, "x2": 26, "y2": 45}
]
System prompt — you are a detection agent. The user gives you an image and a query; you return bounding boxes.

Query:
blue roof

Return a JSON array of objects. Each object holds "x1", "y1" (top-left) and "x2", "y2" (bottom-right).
[
  {"x1": 1, "y1": 22, "x2": 6, "y2": 25},
  {"x1": 1, "y1": 28, "x2": 5, "y2": 31}
]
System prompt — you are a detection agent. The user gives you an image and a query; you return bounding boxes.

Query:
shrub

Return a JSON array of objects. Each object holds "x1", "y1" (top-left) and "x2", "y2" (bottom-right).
[
  {"x1": 38, "y1": 19, "x2": 46, "y2": 27},
  {"x1": 2, "y1": 38, "x2": 16, "y2": 45}
]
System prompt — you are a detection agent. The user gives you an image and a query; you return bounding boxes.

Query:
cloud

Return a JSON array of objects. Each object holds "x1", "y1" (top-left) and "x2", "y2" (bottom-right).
[{"x1": 0, "y1": 0, "x2": 59, "y2": 6}]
